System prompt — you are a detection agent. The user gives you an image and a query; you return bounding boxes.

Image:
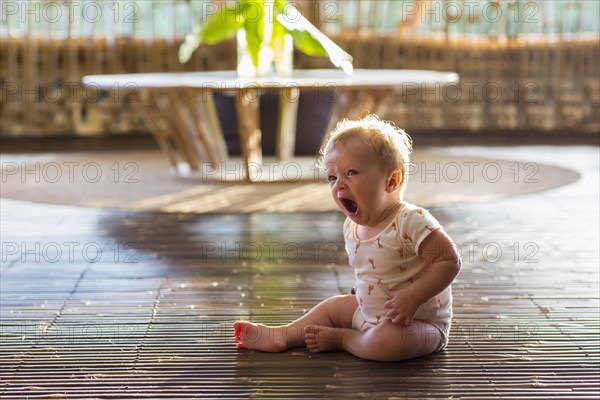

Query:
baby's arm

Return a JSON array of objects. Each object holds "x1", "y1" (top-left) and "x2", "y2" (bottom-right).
[{"x1": 384, "y1": 229, "x2": 461, "y2": 326}]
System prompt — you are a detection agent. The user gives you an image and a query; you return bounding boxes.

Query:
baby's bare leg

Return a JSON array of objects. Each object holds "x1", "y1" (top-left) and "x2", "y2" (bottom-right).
[
  {"x1": 304, "y1": 320, "x2": 442, "y2": 362},
  {"x1": 234, "y1": 294, "x2": 357, "y2": 352}
]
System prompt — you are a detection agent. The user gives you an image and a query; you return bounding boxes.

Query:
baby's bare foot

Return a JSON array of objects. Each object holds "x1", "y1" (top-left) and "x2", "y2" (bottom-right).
[
  {"x1": 304, "y1": 325, "x2": 343, "y2": 353},
  {"x1": 233, "y1": 321, "x2": 287, "y2": 352}
]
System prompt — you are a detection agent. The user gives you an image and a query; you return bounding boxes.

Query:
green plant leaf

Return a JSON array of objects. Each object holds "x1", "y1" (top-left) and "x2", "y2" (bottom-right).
[
  {"x1": 269, "y1": 0, "x2": 287, "y2": 50},
  {"x1": 240, "y1": 0, "x2": 265, "y2": 68},
  {"x1": 180, "y1": 0, "x2": 353, "y2": 74},
  {"x1": 271, "y1": 17, "x2": 288, "y2": 46},
  {"x1": 284, "y1": 25, "x2": 328, "y2": 56},
  {"x1": 201, "y1": 6, "x2": 244, "y2": 45},
  {"x1": 179, "y1": 5, "x2": 244, "y2": 64},
  {"x1": 272, "y1": 0, "x2": 286, "y2": 14},
  {"x1": 277, "y1": 9, "x2": 353, "y2": 74}
]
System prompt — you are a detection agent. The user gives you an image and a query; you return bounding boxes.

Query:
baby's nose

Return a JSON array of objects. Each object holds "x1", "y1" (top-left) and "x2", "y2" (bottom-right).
[{"x1": 332, "y1": 177, "x2": 346, "y2": 190}]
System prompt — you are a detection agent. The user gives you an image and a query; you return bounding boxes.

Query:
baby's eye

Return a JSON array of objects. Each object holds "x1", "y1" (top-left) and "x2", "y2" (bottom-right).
[
  {"x1": 327, "y1": 175, "x2": 337, "y2": 182},
  {"x1": 347, "y1": 169, "x2": 358, "y2": 176}
]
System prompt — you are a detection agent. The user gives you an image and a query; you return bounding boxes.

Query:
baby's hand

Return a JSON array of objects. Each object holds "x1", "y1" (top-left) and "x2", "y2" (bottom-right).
[{"x1": 383, "y1": 289, "x2": 421, "y2": 327}]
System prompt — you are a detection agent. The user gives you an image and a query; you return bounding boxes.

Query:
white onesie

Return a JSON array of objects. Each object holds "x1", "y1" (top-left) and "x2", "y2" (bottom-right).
[{"x1": 344, "y1": 201, "x2": 452, "y2": 350}]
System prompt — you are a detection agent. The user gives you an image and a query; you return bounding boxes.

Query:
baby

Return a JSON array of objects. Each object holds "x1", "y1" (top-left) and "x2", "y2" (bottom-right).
[{"x1": 233, "y1": 115, "x2": 461, "y2": 361}]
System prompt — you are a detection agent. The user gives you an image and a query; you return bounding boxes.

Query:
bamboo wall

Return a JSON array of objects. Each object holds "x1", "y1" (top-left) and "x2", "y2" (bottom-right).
[
  {"x1": 0, "y1": 35, "x2": 237, "y2": 137},
  {"x1": 1, "y1": 33, "x2": 598, "y2": 137}
]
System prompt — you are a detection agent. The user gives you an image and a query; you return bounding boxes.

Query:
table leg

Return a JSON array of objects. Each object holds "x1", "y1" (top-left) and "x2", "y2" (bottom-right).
[
  {"x1": 167, "y1": 90, "x2": 208, "y2": 170},
  {"x1": 135, "y1": 90, "x2": 180, "y2": 171},
  {"x1": 181, "y1": 89, "x2": 225, "y2": 165},
  {"x1": 277, "y1": 87, "x2": 300, "y2": 160},
  {"x1": 138, "y1": 89, "x2": 233, "y2": 176},
  {"x1": 320, "y1": 89, "x2": 393, "y2": 150},
  {"x1": 320, "y1": 90, "x2": 355, "y2": 150},
  {"x1": 168, "y1": 90, "x2": 214, "y2": 167},
  {"x1": 234, "y1": 88, "x2": 262, "y2": 181},
  {"x1": 201, "y1": 92, "x2": 229, "y2": 162},
  {"x1": 373, "y1": 89, "x2": 392, "y2": 116},
  {"x1": 354, "y1": 89, "x2": 392, "y2": 119},
  {"x1": 149, "y1": 89, "x2": 201, "y2": 173}
]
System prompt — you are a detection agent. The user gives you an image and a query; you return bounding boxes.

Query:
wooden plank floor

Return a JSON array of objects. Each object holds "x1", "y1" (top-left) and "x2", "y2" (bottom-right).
[{"x1": 1, "y1": 146, "x2": 599, "y2": 399}]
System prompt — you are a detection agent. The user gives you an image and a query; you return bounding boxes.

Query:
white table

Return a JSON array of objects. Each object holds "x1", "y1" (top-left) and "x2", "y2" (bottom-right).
[{"x1": 83, "y1": 69, "x2": 459, "y2": 181}]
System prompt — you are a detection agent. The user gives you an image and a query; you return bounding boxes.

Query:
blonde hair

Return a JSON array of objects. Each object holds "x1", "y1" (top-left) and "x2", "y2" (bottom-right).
[{"x1": 319, "y1": 114, "x2": 412, "y2": 188}]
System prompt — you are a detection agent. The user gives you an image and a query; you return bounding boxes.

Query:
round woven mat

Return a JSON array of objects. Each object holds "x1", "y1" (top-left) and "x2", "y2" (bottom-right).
[{"x1": 0, "y1": 149, "x2": 579, "y2": 213}]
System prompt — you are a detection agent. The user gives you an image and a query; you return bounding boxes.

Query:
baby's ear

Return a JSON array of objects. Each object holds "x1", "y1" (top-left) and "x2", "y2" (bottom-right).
[{"x1": 385, "y1": 170, "x2": 402, "y2": 192}]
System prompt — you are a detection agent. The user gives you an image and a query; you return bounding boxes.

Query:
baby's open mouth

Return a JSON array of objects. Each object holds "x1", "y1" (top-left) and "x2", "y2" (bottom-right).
[{"x1": 341, "y1": 198, "x2": 359, "y2": 215}]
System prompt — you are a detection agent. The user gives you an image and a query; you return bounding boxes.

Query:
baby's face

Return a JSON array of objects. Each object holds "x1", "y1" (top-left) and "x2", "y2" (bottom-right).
[{"x1": 324, "y1": 140, "x2": 394, "y2": 226}]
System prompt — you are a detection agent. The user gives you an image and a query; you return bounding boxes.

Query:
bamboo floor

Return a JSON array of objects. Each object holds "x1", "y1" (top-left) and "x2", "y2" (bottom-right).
[{"x1": 1, "y1": 146, "x2": 598, "y2": 399}]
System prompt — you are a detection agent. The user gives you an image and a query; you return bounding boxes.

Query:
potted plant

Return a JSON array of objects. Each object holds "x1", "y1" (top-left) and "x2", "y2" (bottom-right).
[{"x1": 178, "y1": 0, "x2": 353, "y2": 77}]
